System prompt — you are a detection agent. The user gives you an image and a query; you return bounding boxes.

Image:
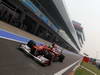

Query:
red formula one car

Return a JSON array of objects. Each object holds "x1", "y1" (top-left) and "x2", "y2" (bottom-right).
[{"x1": 19, "y1": 40, "x2": 65, "y2": 65}]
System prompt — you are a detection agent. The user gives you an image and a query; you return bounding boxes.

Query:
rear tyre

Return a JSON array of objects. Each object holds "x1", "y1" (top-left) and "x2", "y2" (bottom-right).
[
  {"x1": 44, "y1": 51, "x2": 53, "y2": 62},
  {"x1": 58, "y1": 54, "x2": 65, "y2": 62},
  {"x1": 27, "y1": 40, "x2": 36, "y2": 48}
]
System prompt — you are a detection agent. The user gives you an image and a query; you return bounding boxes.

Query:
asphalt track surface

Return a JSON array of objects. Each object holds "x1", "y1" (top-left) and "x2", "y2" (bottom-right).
[{"x1": 0, "y1": 38, "x2": 82, "y2": 75}]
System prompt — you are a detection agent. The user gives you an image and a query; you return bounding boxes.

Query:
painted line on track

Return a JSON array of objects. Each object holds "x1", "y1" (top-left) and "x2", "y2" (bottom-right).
[
  {"x1": 81, "y1": 66, "x2": 97, "y2": 75},
  {"x1": 0, "y1": 29, "x2": 44, "y2": 45},
  {"x1": 0, "y1": 36, "x2": 27, "y2": 43},
  {"x1": 0, "y1": 29, "x2": 30, "y2": 43},
  {"x1": 54, "y1": 59, "x2": 82, "y2": 75}
]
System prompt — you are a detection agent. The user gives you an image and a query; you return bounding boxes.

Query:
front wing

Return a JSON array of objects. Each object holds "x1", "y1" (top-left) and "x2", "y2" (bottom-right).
[{"x1": 19, "y1": 44, "x2": 50, "y2": 65}]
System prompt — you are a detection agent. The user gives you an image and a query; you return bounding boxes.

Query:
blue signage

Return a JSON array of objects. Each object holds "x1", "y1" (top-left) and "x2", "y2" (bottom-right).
[
  {"x1": 20, "y1": 0, "x2": 58, "y2": 32},
  {"x1": 39, "y1": 14, "x2": 49, "y2": 24},
  {"x1": 20, "y1": 0, "x2": 37, "y2": 12}
]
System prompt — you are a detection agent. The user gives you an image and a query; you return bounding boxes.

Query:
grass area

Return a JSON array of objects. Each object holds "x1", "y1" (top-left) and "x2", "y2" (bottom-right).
[
  {"x1": 75, "y1": 62, "x2": 100, "y2": 75},
  {"x1": 75, "y1": 67, "x2": 93, "y2": 75},
  {"x1": 81, "y1": 62, "x2": 100, "y2": 75}
]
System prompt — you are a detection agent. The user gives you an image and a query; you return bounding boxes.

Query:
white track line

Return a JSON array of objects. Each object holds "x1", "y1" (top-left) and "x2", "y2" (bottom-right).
[
  {"x1": 81, "y1": 66, "x2": 97, "y2": 75},
  {"x1": 54, "y1": 59, "x2": 82, "y2": 75},
  {"x1": 0, "y1": 29, "x2": 30, "y2": 40},
  {"x1": 0, "y1": 36, "x2": 27, "y2": 44}
]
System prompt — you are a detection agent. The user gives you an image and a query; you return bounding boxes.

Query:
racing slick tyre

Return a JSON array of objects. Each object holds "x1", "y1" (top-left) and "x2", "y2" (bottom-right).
[
  {"x1": 43, "y1": 51, "x2": 53, "y2": 65},
  {"x1": 44, "y1": 51, "x2": 53, "y2": 60},
  {"x1": 30, "y1": 48, "x2": 37, "y2": 55},
  {"x1": 27, "y1": 40, "x2": 36, "y2": 48},
  {"x1": 58, "y1": 54, "x2": 65, "y2": 62}
]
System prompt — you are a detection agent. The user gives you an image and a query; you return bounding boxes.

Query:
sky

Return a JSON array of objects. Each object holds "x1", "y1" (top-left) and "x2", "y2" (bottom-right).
[{"x1": 63, "y1": 0, "x2": 100, "y2": 59}]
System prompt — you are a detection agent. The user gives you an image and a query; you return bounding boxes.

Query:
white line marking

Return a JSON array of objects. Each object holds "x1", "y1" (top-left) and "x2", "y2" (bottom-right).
[
  {"x1": 54, "y1": 59, "x2": 82, "y2": 75},
  {"x1": 0, "y1": 36, "x2": 27, "y2": 44},
  {"x1": 0, "y1": 29, "x2": 43, "y2": 44},
  {"x1": 81, "y1": 66, "x2": 97, "y2": 75},
  {"x1": 0, "y1": 29, "x2": 30, "y2": 40},
  {"x1": 73, "y1": 63, "x2": 80, "y2": 71}
]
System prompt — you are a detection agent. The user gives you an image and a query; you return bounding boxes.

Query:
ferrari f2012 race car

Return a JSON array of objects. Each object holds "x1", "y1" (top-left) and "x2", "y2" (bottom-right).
[{"x1": 19, "y1": 40, "x2": 65, "y2": 65}]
